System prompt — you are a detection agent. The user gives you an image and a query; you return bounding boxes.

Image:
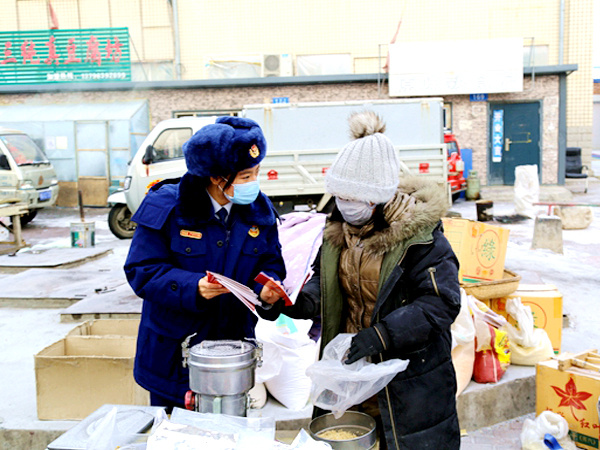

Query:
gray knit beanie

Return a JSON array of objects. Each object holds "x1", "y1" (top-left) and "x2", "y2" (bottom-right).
[{"x1": 325, "y1": 110, "x2": 400, "y2": 204}]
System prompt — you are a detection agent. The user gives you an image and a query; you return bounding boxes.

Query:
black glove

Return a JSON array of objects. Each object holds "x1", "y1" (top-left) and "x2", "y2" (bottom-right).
[{"x1": 345, "y1": 323, "x2": 390, "y2": 364}]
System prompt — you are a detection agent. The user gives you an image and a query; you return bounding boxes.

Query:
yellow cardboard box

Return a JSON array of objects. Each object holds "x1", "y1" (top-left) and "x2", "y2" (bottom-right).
[
  {"x1": 485, "y1": 284, "x2": 563, "y2": 354},
  {"x1": 442, "y1": 218, "x2": 510, "y2": 283},
  {"x1": 536, "y1": 351, "x2": 600, "y2": 449},
  {"x1": 35, "y1": 319, "x2": 148, "y2": 420}
]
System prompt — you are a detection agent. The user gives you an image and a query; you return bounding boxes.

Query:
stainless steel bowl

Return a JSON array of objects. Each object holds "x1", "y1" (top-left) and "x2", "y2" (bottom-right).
[{"x1": 309, "y1": 411, "x2": 377, "y2": 449}]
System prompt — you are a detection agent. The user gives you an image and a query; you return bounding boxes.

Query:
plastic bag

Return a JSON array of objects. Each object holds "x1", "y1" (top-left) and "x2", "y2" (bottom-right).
[
  {"x1": 514, "y1": 164, "x2": 540, "y2": 218},
  {"x1": 288, "y1": 429, "x2": 332, "y2": 449},
  {"x1": 472, "y1": 320, "x2": 510, "y2": 383},
  {"x1": 147, "y1": 419, "x2": 238, "y2": 449},
  {"x1": 469, "y1": 295, "x2": 510, "y2": 383},
  {"x1": 170, "y1": 408, "x2": 275, "y2": 448},
  {"x1": 451, "y1": 289, "x2": 476, "y2": 396},
  {"x1": 468, "y1": 295, "x2": 508, "y2": 330},
  {"x1": 505, "y1": 297, "x2": 554, "y2": 365},
  {"x1": 521, "y1": 411, "x2": 577, "y2": 450},
  {"x1": 306, "y1": 333, "x2": 409, "y2": 418},
  {"x1": 86, "y1": 406, "x2": 167, "y2": 450},
  {"x1": 452, "y1": 289, "x2": 476, "y2": 349}
]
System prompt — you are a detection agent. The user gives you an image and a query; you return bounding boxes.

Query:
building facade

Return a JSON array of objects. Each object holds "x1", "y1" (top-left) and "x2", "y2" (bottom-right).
[{"x1": 0, "y1": 0, "x2": 595, "y2": 204}]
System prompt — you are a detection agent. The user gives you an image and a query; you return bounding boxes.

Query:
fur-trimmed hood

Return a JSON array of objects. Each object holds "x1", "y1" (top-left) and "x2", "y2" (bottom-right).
[{"x1": 324, "y1": 176, "x2": 449, "y2": 255}]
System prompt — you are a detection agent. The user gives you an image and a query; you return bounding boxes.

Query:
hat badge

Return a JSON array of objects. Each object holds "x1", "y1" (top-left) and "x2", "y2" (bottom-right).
[{"x1": 249, "y1": 144, "x2": 260, "y2": 158}]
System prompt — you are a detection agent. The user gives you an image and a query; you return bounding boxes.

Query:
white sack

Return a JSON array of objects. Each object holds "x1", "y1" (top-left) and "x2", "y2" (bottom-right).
[
  {"x1": 256, "y1": 316, "x2": 318, "y2": 410},
  {"x1": 514, "y1": 164, "x2": 539, "y2": 218}
]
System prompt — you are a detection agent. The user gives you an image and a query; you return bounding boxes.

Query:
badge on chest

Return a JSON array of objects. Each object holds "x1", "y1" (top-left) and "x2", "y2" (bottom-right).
[{"x1": 180, "y1": 229, "x2": 203, "y2": 239}]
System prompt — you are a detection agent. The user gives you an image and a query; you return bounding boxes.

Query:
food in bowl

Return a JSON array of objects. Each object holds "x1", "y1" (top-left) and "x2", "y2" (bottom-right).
[{"x1": 317, "y1": 427, "x2": 367, "y2": 440}]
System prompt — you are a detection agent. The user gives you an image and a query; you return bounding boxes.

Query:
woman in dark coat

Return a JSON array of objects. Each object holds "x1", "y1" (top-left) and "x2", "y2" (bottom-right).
[
  {"x1": 281, "y1": 111, "x2": 462, "y2": 449},
  {"x1": 124, "y1": 116, "x2": 286, "y2": 410}
]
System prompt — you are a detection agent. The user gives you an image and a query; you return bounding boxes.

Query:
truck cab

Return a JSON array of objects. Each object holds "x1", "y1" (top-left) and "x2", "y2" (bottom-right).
[
  {"x1": 108, "y1": 117, "x2": 215, "y2": 238},
  {"x1": 123, "y1": 117, "x2": 216, "y2": 215},
  {"x1": 444, "y1": 132, "x2": 467, "y2": 201},
  {"x1": 0, "y1": 127, "x2": 59, "y2": 224}
]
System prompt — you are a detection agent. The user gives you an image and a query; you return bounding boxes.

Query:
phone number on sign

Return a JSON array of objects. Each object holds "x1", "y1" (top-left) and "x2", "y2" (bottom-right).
[{"x1": 79, "y1": 72, "x2": 128, "y2": 80}]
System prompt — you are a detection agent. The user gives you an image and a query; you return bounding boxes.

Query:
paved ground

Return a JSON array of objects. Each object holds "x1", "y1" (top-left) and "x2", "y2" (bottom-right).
[{"x1": 0, "y1": 178, "x2": 598, "y2": 449}]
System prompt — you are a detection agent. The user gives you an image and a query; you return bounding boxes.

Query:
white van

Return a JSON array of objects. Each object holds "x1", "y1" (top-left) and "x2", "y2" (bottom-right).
[
  {"x1": 108, "y1": 117, "x2": 215, "y2": 238},
  {"x1": 0, "y1": 127, "x2": 59, "y2": 224},
  {"x1": 108, "y1": 98, "x2": 453, "y2": 239}
]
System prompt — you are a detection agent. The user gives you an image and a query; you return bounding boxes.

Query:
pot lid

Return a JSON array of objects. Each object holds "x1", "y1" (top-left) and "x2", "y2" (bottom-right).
[{"x1": 190, "y1": 340, "x2": 255, "y2": 358}]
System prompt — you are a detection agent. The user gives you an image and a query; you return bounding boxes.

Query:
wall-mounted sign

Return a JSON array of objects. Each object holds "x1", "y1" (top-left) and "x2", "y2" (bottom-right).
[
  {"x1": 492, "y1": 110, "x2": 504, "y2": 163},
  {"x1": 272, "y1": 97, "x2": 289, "y2": 104},
  {"x1": 389, "y1": 38, "x2": 523, "y2": 97},
  {"x1": 0, "y1": 28, "x2": 131, "y2": 85},
  {"x1": 470, "y1": 94, "x2": 488, "y2": 102}
]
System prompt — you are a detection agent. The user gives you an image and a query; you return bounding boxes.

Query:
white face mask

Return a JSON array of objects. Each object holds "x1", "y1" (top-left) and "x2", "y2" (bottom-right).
[{"x1": 335, "y1": 197, "x2": 376, "y2": 226}]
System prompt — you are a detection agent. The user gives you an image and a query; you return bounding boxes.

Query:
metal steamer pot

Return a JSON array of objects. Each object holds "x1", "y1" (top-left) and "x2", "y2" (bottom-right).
[{"x1": 184, "y1": 339, "x2": 262, "y2": 417}]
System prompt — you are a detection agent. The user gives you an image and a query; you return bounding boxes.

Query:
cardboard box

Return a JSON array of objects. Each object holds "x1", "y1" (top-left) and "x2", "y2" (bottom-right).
[
  {"x1": 35, "y1": 319, "x2": 148, "y2": 420},
  {"x1": 536, "y1": 351, "x2": 600, "y2": 449},
  {"x1": 442, "y1": 217, "x2": 510, "y2": 283},
  {"x1": 67, "y1": 318, "x2": 140, "y2": 337},
  {"x1": 485, "y1": 284, "x2": 563, "y2": 354}
]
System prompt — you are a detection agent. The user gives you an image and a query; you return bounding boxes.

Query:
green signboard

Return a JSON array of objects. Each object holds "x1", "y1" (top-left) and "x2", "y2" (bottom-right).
[{"x1": 0, "y1": 28, "x2": 131, "y2": 85}]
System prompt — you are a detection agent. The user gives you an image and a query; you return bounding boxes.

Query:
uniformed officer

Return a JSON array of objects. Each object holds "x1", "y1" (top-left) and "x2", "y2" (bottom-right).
[{"x1": 124, "y1": 116, "x2": 286, "y2": 410}]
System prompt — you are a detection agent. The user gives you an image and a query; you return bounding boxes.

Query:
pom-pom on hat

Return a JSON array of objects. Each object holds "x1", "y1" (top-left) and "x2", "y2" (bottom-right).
[
  {"x1": 325, "y1": 111, "x2": 400, "y2": 204},
  {"x1": 183, "y1": 116, "x2": 267, "y2": 178}
]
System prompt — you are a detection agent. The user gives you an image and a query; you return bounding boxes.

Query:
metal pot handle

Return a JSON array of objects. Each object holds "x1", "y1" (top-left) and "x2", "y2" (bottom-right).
[
  {"x1": 181, "y1": 332, "x2": 197, "y2": 368},
  {"x1": 245, "y1": 338, "x2": 263, "y2": 367}
]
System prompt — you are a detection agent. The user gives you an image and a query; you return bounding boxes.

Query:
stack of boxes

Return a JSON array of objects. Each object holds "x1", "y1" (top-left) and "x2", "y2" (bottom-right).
[
  {"x1": 442, "y1": 217, "x2": 563, "y2": 355},
  {"x1": 443, "y1": 218, "x2": 600, "y2": 447}
]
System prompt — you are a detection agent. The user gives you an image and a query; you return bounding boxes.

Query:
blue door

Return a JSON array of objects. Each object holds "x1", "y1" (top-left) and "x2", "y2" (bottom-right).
[{"x1": 489, "y1": 102, "x2": 541, "y2": 185}]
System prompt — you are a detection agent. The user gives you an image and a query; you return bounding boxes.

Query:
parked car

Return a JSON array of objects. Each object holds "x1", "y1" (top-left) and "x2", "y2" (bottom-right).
[{"x1": 0, "y1": 127, "x2": 59, "y2": 225}]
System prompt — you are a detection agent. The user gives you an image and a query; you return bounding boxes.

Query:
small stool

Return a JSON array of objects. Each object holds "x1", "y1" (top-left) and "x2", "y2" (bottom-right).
[{"x1": 531, "y1": 216, "x2": 563, "y2": 254}]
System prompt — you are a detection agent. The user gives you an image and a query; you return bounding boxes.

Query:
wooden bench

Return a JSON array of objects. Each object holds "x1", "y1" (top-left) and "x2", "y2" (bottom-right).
[{"x1": 0, "y1": 202, "x2": 28, "y2": 255}]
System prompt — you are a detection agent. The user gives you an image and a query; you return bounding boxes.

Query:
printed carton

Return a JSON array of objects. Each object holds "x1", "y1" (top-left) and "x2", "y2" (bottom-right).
[
  {"x1": 485, "y1": 284, "x2": 562, "y2": 354},
  {"x1": 536, "y1": 352, "x2": 600, "y2": 449},
  {"x1": 442, "y1": 217, "x2": 510, "y2": 283}
]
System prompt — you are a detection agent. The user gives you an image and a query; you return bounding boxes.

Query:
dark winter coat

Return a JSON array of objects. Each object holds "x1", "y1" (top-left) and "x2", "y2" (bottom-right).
[
  {"x1": 285, "y1": 176, "x2": 461, "y2": 449},
  {"x1": 124, "y1": 174, "x2": 286, "y2": 404}
]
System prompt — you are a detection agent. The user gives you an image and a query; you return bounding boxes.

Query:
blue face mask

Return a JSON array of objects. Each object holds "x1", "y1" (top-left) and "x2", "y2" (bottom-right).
[{"x1": 222, "y1": 180, "x2": 260, "y2": 205}]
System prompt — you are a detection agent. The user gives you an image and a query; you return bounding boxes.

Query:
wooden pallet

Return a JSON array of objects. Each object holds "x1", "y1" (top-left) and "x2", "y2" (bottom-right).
[{"x1": 557, "y1": 349, "x2": 600, "y2": 373}]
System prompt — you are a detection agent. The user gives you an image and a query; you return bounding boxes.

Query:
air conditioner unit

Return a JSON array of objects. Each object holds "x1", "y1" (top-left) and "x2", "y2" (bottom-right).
[{"x1": 262, "y1": 54, "x2": 294, "y2": 77}]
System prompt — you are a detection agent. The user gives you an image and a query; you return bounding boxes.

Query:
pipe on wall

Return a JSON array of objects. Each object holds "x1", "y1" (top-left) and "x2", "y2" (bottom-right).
[{"x1": 172, "y1": 0, "x2": 182, "y2": 80}]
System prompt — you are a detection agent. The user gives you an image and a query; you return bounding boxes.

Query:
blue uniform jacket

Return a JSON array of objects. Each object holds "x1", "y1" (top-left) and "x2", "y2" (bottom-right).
[{"x1": 124, "y1": 174, "x2": 286, "y2": 403}]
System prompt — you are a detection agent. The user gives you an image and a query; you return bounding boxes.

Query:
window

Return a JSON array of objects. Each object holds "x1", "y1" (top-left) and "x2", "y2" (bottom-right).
[
  {"x1": 522, "y1": 45, "x2": 549, "y2": 67},
  {"x1": 1, "y1": 134, "x2": 49, "y2": 166},
  {"x1": 151, "y1": 128, "x2": 193, "y2": 162},
  {"x1": 447, "y1": 140, "x2": 459, "y2": 155},
  {"x1": 443, "y1": 103, "x2": 452, "y2": 132}
]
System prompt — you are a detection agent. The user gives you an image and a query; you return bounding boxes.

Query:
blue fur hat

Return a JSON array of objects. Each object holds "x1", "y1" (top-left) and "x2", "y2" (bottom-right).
[{"x1": 182, "y1": 116, "x2": 267, "y2": 178}]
